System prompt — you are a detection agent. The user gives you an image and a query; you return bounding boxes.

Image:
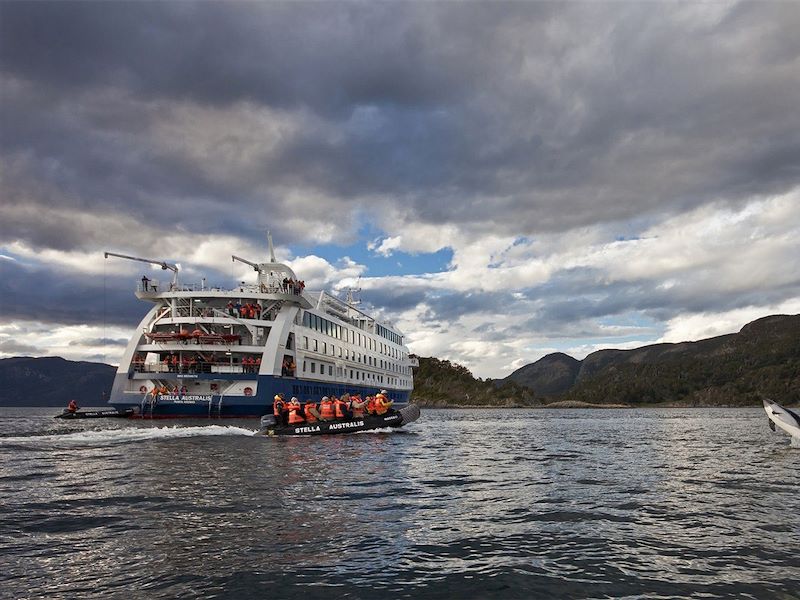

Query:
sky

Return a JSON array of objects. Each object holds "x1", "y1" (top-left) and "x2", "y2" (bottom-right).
[{"x1": 1, "y1": 1, "x2": 799, "y2": 379}]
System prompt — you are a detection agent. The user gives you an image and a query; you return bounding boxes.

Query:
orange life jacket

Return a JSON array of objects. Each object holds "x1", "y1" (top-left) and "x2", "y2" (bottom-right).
[
  {"x1": 366, "y1": 396, "x2": 377, "y2": 414},
  {"x1": 334, "y1": 398, "x2": 347, "y2": 419},
  {"x1": 304, "y1": 403, "x2": 318, "y2": 423},
  {"x1": 319, "y1": 399, "x2": 335, "y2": 419},
  {"x1": 375, "y1": 394, "x2": 391, "y2": 415},
  {"x1": 288, "y1": 400, "x2": 304, "y2": 424}
]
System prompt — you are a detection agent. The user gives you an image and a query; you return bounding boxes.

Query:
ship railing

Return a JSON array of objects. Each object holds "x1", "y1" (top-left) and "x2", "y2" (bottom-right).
[{"x1": 133, "y1": 362, "x2": 263, "y2": 375}]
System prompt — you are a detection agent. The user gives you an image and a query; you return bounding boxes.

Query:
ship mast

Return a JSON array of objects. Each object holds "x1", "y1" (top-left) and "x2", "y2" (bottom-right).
[{"x1": 104, "y1": 251, "x2": 180, "y2": 285}]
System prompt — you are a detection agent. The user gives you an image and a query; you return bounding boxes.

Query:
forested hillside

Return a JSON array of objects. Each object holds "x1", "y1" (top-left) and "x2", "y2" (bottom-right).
[
  {"x1": 0, "y1": 357, "x2": 115, "y2": 407},
  {"x1": 504, "y1": 314, "x2": 800, "y2": 406},
  {"x1": 411, "y1": 357, "x2": 534, "y2": 407}
]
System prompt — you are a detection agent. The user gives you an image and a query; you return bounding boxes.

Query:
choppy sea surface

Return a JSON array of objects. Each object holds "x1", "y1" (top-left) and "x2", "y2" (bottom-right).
[{"x1": 0, "y1": 407, "x2": 797, "y2": 600}]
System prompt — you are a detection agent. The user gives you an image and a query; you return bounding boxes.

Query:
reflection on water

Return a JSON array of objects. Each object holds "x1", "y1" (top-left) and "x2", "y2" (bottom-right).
[{"x1": 0, "y1": 407, "x2": 797, "y2": 599}]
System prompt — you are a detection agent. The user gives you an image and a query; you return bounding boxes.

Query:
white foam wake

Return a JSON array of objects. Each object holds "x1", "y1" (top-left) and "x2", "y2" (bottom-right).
[{"x1": 0, "y1": 425, "x2": 258, "y2": 446}]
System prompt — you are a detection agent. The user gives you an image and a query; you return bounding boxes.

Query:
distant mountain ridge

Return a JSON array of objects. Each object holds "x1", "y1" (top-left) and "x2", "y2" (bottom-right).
[
  {"x1": 502, "y1": 314, "x2": 800, "y2": 406},
  {"x1": 2, "y1": 314, "x2": 797, "y2": 408},
  {"x1": 0, "y1": 357, "x2": 115, "y2": 407}
]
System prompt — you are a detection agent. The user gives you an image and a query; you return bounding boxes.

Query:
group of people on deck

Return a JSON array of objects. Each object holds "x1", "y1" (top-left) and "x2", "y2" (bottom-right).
[
  {"x1": 272, "y1": 391, "x2": 394, "y2": 426},
  {"x1": 226, "y1": 301, "x2": 261, "y2": 319}
]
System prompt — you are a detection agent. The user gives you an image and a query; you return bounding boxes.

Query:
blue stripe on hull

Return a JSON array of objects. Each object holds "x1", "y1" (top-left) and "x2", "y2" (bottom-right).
[{"x1": 110, "y1": 374, "x2": 411, "y2": 418}]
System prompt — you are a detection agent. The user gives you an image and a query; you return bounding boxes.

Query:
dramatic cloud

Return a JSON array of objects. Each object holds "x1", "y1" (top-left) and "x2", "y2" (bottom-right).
[{"x1": 1, "y1": 1, "x2": 798, "y2": 376}]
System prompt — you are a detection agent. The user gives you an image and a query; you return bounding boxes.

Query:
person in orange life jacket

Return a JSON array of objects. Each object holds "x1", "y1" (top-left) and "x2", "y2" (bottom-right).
[
  {"x1": 318, "y1": 396, "x2": 335, "y2": 421},
  {"x1": 304, "y1": 400, "x2": 321, "y2": 423},
  {"x1": 273, "y1": 393, "x2": 287, "y2": 426},
  {"x1": 366, "y1": 395, "x2": 377, "y2": 415},
  {"x1": 350, "y1": 395, "x2": 368, "y2": 418},
  {"x1": 67, "y1": 399, "x2": 78, "y2": 413},
  {"x1": 254, "y1": 357, "x2": 261, "y2": 372},
  {"x1": 334, "y1": 395, "x2": 351, "y2": 420},
  {"x1": 287, "y1": 397, "x2": 305, "y2": 425},
  {"x1": 375, "y1": 391, "x2": 393, "y2": 415},
  {"x1": 281, "y1": 358, "x2": 290, "y2": 376}
]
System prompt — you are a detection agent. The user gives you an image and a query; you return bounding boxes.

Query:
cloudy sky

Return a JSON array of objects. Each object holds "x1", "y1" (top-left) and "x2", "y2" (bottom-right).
[{"x1": 1, "y1": 1, "x2": 799, "y2": 378}]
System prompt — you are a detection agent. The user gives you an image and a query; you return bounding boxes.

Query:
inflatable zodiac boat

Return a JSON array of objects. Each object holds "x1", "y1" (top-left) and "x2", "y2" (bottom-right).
[{"x1": 260, "y1": 404, "x2": 421, "y2": 436}]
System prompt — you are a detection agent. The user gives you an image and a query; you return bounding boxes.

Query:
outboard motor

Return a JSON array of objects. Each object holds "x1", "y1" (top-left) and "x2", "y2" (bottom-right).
[{"x1": 259, "y1": 414, "x2": 276, "y2": 434}]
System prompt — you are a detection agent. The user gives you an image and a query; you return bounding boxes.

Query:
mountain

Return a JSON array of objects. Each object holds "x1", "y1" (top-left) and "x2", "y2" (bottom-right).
[
  {"x1": 499, "y1": 352, "x2": 580, "y2": 396},
  {"x1": 0, "y1": 357, "x2": 115, "y2": 407},
  {"x1": 503, "y1": 314, "x2": 800, "y2": 406},
  {"x1": 410, "y1": 357, "x2": 535, "y2": 407}
]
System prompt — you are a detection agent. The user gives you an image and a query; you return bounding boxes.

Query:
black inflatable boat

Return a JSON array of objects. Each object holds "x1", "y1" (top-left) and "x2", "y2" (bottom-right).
[
  {"x1": 260, "y1": 404, "x2": 421, "y2": 436},
  {"x1": 54, "y1": 409, "x2": 134, "y2": 419}
]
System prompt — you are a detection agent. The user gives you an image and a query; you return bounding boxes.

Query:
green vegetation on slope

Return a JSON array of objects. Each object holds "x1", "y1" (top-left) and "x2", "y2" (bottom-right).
[
  {"x1": 410, "y1": 357, "x2": 535, "y2": 407},
  {"x1": 506, "y1": 314, "x2": 800, "y2": 406}
]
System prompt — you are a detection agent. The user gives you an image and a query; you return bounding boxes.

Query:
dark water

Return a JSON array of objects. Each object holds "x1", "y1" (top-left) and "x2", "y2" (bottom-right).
[{"x1": 0, "y1": 407, "x2": 797, "y2": 600}]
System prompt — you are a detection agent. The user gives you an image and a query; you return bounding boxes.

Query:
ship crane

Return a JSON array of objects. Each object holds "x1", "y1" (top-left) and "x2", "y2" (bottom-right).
[
  {"x1": 104, "y1": 251, "x2": 180, "y2": 286},
  {"x1": 231, "y1": 255, "x2": 259, "y2": 271}
]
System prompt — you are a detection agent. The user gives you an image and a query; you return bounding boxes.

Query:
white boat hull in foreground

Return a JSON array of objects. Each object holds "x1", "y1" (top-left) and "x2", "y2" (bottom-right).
[{"x1": 763, "y1": 398, "x2": 800, "y2": 444}]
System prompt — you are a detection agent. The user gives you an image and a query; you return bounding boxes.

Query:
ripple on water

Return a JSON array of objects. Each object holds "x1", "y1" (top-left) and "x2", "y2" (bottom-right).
[{"x1": 0, "y1": 407, "x2": 797, "y2": 599}]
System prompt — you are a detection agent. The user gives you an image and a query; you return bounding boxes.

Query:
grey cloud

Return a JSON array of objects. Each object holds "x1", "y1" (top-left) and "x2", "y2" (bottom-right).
[
  {"x1": 0, "y1": 339, "x2": 41, "y2": 355},
  {"x1": 2, "y1": 0, "x2": 800, "y2": 367},
  {"x1": 68, "y1": 338, "x2": 128, "y2": 348},
  {"x1": 0, "y1": 260, "x2": 154, "y2": 328},
  {"x1": 2, "y1": 1, "x2": 799, "y2": 259}
]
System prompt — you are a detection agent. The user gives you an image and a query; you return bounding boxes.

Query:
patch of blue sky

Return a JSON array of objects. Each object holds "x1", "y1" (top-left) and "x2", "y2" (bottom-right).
[
  {"x1": 597, "y1": 313, "x2": 663, "y2": 336},
  {"x1": 290, "y1": 237, "x2": 453, "y2": 277}
]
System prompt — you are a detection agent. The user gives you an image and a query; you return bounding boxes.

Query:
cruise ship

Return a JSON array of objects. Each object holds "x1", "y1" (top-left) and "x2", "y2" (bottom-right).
[{"x1": 106, "y1": 236, "x2": 417, "y2": 418}]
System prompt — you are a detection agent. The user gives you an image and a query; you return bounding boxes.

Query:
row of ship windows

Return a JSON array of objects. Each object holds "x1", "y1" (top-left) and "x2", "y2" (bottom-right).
[
  {"x1": 301, "y1": 312, "x2": 404, "y2": 359},
  {"x1": 302, "y1": 360, "x2": 408, "y2": 388},
  {"x1": 302, "y1": 336, "x2": 412, "y2": 375}
]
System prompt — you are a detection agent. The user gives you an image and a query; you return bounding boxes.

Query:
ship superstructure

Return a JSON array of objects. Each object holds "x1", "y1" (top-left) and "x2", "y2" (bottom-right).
[{"x1": 107, "y1": 237, "x2": 417, "y2": 418}]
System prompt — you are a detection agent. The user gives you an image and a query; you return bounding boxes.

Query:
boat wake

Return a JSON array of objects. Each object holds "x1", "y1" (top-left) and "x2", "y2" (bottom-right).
[{"x1": 0, "y1": 425, "x2": 258, "y2": 447}]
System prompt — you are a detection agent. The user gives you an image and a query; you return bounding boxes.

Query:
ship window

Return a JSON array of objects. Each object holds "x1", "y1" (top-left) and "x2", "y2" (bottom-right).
[
  {"x1": 304, "y1": 336, "x2": 308, "y2": 349},
  {"x1": 328, "y1": 365, "x2": 333, "y2": 376},
  {"x1": 311, "y1": 362, "x2": 316, "y2": 374},
  {"x1": 349, "y1": 369, "x2": 353, "y2": 378},
  {"x1": 313, "y1": 339, "x2": 318, "y2": 352},
  {"x1": 323, "y1": 342, "x2": 327, "y2": 354},
  {"x1": 303, "y1": 360, "x2": 307, "y2": 372}
]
